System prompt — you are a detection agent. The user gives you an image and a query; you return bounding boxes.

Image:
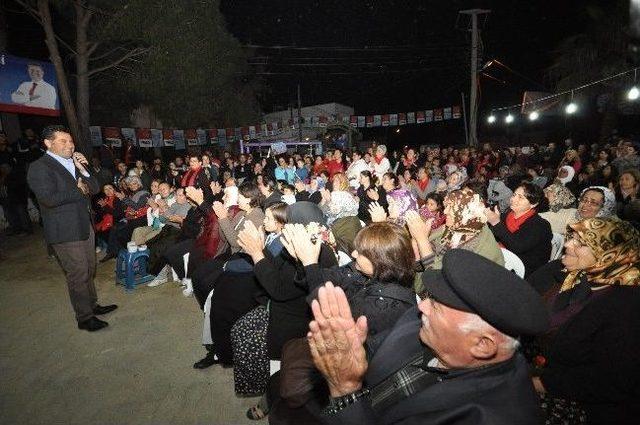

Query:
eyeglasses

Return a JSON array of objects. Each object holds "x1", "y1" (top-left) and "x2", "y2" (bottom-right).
[{"x1": 579, "y1": 198, "x2": 603, "y2": 207}]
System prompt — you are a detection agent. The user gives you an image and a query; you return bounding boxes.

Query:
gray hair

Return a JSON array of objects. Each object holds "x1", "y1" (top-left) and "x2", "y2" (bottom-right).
[
  {"x1": 458, "y1": 313, "x2": 520, "y2": 352},
  {"x1": 125, "y1": 176, "x2": 143, "y2": 187},
  {"x1": 377, "y1": 144, "x2": 387, "y2": 154}
]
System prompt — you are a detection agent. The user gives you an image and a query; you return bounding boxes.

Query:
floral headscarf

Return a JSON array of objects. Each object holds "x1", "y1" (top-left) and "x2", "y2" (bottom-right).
[
  {"x1": 440, "y1": 188, "x2": 487, "y2": 249},
  {"x1": 577, "y1": 186, "x2": 616, "y2": 219},
  {"x1": 545, "y1": 183, "x2": 576, "y2": 213},
  {"x1": 446, "y1": 170, "x2": 467, "y2": 192},
  {"x1": 561, "y1": 218, "x2": 640, "y2": 292},
  {"x1": 386, "y1": 188, "x2": 418, "y2": 225}
]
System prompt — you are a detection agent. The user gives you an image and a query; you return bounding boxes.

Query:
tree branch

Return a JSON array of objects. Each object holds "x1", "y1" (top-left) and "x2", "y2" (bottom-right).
[
  {"x1": 87, "y1": 42, "x2": 100, "y2": 56},
  {"x1": 14, "y1": 0, "x2": 78, "y2": 56},
  {"x1": 87, "y1": 46, "x2": 149, "y2": 77}
]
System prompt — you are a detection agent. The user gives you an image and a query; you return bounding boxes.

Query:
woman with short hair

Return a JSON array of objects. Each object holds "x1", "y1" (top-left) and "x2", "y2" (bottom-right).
[{"x1": 485, "y1": 182, "x2": 552, "y2": 277}]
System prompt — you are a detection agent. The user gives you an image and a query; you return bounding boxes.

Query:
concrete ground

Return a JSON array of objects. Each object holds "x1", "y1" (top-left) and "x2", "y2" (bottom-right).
[{"x1": 0, "y1": 231, "x2": 259, "y2": 425}]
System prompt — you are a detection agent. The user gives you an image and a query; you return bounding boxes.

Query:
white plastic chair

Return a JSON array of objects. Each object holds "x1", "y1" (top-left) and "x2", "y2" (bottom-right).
[
  {"x1": 550, "y1": 232, "x2": 564, "y2": 261},
  {"x1": 501, "y1": 248, "x2": 525, "y2": 278},
  {"x1": 337, "y1": 250, "x2": 353, "y2": 267}
]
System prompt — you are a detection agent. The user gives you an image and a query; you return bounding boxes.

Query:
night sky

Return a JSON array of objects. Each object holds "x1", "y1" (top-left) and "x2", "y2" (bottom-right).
[{"x1": 4, "y1": 0, "x2": 595, "y2": 144}]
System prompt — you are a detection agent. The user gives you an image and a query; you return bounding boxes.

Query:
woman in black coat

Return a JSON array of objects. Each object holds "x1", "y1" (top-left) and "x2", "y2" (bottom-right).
[
  {"x1": 356, "y1": 170, "x2": 387, "y2": 223},
  {"x1": 485, "y1": 181, "x2": 552, "y2": 277},
  {"x1": 526, "y1": 218, "x2": 640, "y2": 425}
]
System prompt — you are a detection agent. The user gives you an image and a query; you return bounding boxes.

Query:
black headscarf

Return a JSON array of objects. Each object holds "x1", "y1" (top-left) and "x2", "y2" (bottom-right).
[{"x1": 286, "y1": 201, "x2": 326, "y2": 225}]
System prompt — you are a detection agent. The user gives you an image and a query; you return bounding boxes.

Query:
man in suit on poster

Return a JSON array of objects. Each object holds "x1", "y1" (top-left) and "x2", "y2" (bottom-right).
[
  {"x1": 27, "y1": 125, "x2": 117, "y2": 332},
  {"x1": 11, "y1": 63, "x2": 57, "y2": 109}
]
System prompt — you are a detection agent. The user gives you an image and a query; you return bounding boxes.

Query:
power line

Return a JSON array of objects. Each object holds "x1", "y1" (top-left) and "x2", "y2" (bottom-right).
[
  {"x1": 243, "y1": 43, "x2": 467, "y2": 51},
  {"x1": 250, "y1": 64, "x2": 463, "y2": 75}
]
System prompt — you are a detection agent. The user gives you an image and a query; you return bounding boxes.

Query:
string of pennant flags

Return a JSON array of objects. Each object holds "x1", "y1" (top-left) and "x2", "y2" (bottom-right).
[{"x1": 89, "y1": 104, "x2": 462, "y2": 148}]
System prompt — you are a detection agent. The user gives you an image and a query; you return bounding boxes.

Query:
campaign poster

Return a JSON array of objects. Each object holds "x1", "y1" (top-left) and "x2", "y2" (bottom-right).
[
  {"x1": 121, "y1": 127, "x2": 136, "y2": 146},
  {"x1": 443, "y1": 107, "x2": 452, "y2": 120},
  {"x1": 389, "y1": 114, "x2": 398, "y2": 126},
  {"x1": 136, "y1": 128, "x2": 152, "y2": 148},
  {"x1": 434, "y1": 109, "x2": 444, "y2": 122},
  {"x1": 416, "y1": 111, "x2": 426, "y2": 124},
  {"x1": 357, "y1": 116, "x2": 365, "y2": 128},
  {"x1": 185, "y1": 128, "x2": 198, "y2": 146},
  {"x1": 350, "y1": 115, "x2": 357, "y2": 127},
  {"x1": 196, "y1": 128, "x2": 207, "y2": 145},
  {"x1": 208, "y1": 129, "x2": 218, "y2": 145},
  {"x1": 162, "y1": 129, "x2": 175, "y2": 147},
  {"x1": 217, "y1": 129, "x2": 227, "y2": 147},
  {"x1": 407, "y1": 112, "x2": 416, "y2": 124},
  {"x1": 425, "y1": 110, "x2": 434, "y2": 123},
  {"x1": 103, "y1": 127, "x2": 122, "y2": 147},
  {"x1": 89, "y1": 126, "x2": 103, "y2": 147},
  {"x1": 0, "y1": 54, "x2": 60, "y2": 116},
  {"x1": 150, "y1": 129, "x2": 163, "y2": 147},
  {"x1": 173, "y1": 129, "x2": 186, "y2": 150},
  {"x1": 373, "y1": 115, "x2": 382, "y2": 127}
]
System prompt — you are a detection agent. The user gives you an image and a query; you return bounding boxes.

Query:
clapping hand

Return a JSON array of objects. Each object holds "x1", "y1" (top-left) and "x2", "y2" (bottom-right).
[
  {"x1": 185, "y1": 186, "x2": 204, "y2": 205},
  {"x1": 366, "y1": 188, "x2": 379, "y2": 201},
  {"x1": 210, "y1": 181, "x2": 222, "y2": 195},
  {"x1": 308, "y1": 282, "x2": 368, "y2": 397},
  {"x1": 368, "y1": 201, "x2": 387, "y2": 222},
  {"x1": 237, "y1": 221, "x2": 265, "y2": 262},
  {"x1": 405, "y1": 210, "x2": 432, "y2": 243},
  {"x1": 484, "y1": 205, "x2": 501, "y2": 226},
  {"x1": 321, "y1": 188, "x2": 332, "y2": 204},
  {"x1": 212, "y1": 201, "x2": 228, "y2": 219},
  {"x1": 282, "y1": 223, "x2": 321, "y2": 266}
]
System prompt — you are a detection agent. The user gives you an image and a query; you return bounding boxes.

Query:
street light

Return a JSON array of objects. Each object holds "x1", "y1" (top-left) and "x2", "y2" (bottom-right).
[
  {"x1": 504, "y1": 114, "x2": 514, "y2": 124},
  {"x1": 565, "y1": 102, "x2": 578, "y2": 114},
  {"x1": 487, "y1": 114, "x2": 496, "y2": 124},
  {"x1": 628, "y1": 86, "x2": 639, "y2": 100},
  {"x1": 528, "y1": 111, "x2": 540, "y2": 121}
]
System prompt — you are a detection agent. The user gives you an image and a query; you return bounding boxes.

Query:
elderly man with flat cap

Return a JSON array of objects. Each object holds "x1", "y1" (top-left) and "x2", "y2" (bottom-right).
[{"x1": 307, "y1": 249, "x2": 549, "y2": 424}]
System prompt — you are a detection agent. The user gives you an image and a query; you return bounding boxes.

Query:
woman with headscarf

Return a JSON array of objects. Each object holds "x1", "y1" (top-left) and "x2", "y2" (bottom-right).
[
  {"x1": 445, "y1": 169, "x2": 467, "y2": 193},
  {"x1": 407, "y1": 187, "x2": 504, "y2": 294},
  {"x1": 527, "y1": 218, "x2": 640, "y2": 425},
  {"x1": 319, "y1": 172, "x2": 359, "y2": 226},
  {"x1": 540, "y1": 183, "x2": 578, "y2": 235}
]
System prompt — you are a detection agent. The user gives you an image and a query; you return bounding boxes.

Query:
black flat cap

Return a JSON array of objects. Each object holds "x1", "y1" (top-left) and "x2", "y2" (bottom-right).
[{"x1": 421, "y1": 249, "x2": 549, "y2": 337}]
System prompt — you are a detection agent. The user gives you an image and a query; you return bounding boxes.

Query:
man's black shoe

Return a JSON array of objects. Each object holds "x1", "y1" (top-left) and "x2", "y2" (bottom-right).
[
  {"x1": 99, "y1": 253, "x2": 116, "y2": 263},
  {"x1": 78, "y1": 317, "x2": 109, "y2": 332},
  {"x1": 93, "y1": 304, "x2": 118, "y2": 315},
  {"x1": 193, "y1": 352, "x2": 220, "y2": 369}
]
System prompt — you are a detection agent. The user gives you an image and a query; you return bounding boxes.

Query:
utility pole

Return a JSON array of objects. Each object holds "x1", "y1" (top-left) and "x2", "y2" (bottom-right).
[
  {"x1": 458, "y1": 9, "x2": 490, "y2": 147},
  {"x1": 297, "y1": 83, "x2": 303, "y2": 145}
]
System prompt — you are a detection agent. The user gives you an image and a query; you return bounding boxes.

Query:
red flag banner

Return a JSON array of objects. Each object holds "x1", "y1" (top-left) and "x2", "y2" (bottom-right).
[
  {"x1": 416, "y1": 111, "x2": 425, "y2": 124},
  {"x1": 185, "y1": 128, "x2": 198, "y2": 146},
  {"x1": 350, "y1": 115, "x2": 357, "y2": 127},
  {"x1": 381, "y1": 114, "x2": 389, "y2": 126},
  {"x1": 103, "y1": 127, "x2": 122, "y2": 147},
  {"x1": 136, "y1": 128, "x2": 152, "y2": 148},
  {"x1": 366, "y1": 115, "x2": 374, "y2": 128},
  {"x1": 434, "y1": 109, "x2": 443, "y2": 121},
  {"x1": 162, "y1": 129, "x2": 174, "y2": 146},
  {"x1": 452, "y1": 105, "x2": 461, "y2": 119}
]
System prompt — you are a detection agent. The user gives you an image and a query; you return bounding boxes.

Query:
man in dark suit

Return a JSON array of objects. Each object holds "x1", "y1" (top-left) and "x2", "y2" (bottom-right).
[
  {"x1": 27, "y1": 125, "x2": 117, "y2": 332},
  {"x1": 307, "y1": 250, "x2": 550, "y2": 424}
]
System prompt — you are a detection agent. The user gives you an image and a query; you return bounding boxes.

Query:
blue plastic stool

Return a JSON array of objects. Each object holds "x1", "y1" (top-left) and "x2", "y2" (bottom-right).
[{"x1": 115, "y1": 248, "x2": 155, "y2": 291}]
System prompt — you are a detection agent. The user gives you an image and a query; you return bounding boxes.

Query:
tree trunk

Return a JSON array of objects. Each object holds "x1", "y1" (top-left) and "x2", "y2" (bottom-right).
[
  {"x1": 37, "y1": 0, "x2": 84, "y2": 152},
  {"x1": 74, "y1": 1, "x2": 91, "y2": 154}
]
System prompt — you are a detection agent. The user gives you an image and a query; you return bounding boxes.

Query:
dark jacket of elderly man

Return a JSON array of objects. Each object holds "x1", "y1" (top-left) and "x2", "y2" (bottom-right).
[{"x1": 308, "y1": 249, "x2": 549, "y2": 425}]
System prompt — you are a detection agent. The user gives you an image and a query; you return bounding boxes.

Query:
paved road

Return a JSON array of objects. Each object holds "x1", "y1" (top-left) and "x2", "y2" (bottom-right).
[{"x1": 0, "y1": 231, "x2": 257, "y2": 425}]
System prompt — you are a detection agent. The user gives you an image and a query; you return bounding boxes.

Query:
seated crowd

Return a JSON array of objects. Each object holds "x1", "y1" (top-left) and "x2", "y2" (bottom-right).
[{"x1": 3, "y1": 133, "x2": 639, "y2": 424}]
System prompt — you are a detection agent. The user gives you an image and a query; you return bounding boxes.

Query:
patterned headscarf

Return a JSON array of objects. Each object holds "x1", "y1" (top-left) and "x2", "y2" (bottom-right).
[
  {"x1": 560, "y1": 218, "x2": 640, "y2": 292},
  {"x1": 446, "y1": 170, "x2": 467, "y2": 192},
  {"x1": 386, "y1": 188, "x2": 418, "y2": 225},
  {"x1": 577, "y1": 186, "x2": 616, "y2": 219},
  {"x1": 545, "y1": 183, "x2": 576, "y2": 213},
  {"x1": 440, "y1": 188, "x2": 487, "y2": 249}
]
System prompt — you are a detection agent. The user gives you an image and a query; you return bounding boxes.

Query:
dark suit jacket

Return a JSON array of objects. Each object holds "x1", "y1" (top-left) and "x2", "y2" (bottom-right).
[
  {"x1": 325, "y1": 307, "x2": 543, "y2": 425},
  {"x1": 27, "y1": 153, "x2": 99, "y2": 244}
]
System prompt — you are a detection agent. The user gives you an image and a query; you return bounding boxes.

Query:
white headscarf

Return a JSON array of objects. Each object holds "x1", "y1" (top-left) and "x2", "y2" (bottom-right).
[
  {"x1": 223, "y1": 186, "x2": 239, "y2": 208},
  {"x1": 558, "y1": 165, "x2": 575, "y2": 185}
]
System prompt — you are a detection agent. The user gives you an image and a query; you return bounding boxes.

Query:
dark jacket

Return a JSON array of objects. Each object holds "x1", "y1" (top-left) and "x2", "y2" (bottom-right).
[
  {"x1": 27, "y1": 154, "x2": 99, "y2": 244},
  {"x1": 527, "y1": 264, "x2": 640, "y2": 425},
  {"x1": 253, "y1": 245, "x2": 337, "y2": 359},
  {"x1": 300, "y1": 262, "x2": 416, "y2": 354},
  {"x1": 489, "y1": 212, "x2": 552, "y2": 277},
  {"x1": 324, "y1": 307, "x2": 543, "y2": 425},
  {"x1": 357, "y1": 185, "x2": 387, "y2": 223}
]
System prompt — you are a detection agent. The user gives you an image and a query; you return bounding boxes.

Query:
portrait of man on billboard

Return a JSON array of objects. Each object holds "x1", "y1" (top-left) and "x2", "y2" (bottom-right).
[{"x1": 11, "y1": 63, "x2": 58, "y2": 109}]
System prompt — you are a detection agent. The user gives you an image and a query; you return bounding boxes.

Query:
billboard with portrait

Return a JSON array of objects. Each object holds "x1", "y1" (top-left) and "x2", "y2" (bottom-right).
[{"x1": 0, "y1": 53, "x2": 60, "y2": 116}]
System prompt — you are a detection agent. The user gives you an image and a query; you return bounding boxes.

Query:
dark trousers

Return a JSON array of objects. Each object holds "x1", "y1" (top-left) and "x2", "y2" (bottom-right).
[
  {"x1": 106, "y1": 217, "x2": 146, "y2": 255},
  {"x1": 51, "y1": 228, "x2": 98, "y2": 323},
  {"x1": 2, "y1": 200, "x2": 32, "y2": 233},
  {"x1": 163, "y1": 239, "x2": 195, "y2": 279},
  {"x1": 192, "y1": 254, "x2": 230, "y2": 309}
]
